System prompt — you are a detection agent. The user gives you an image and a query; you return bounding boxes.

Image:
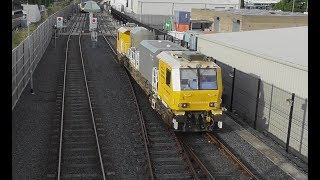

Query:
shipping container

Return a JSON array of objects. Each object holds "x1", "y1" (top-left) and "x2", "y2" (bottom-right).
[
  {"x1": 137, "y1": 40, "x2": 187, "y2": 83},
  {"x1": 175, "y1": 24, "x2": 189, "y2": 32},
  {"x1": 174, "y1": 11, "x2": 190, "y2": 24}
]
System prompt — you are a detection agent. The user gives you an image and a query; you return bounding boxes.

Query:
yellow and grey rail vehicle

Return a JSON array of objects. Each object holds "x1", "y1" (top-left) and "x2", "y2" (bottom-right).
[{"x1": 116, "y1": 26, "x2": 224, "y2": 132}]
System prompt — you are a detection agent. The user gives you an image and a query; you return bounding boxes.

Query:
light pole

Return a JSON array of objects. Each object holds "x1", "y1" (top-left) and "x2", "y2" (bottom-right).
[
  {"x1": 291, "y1": 0, "x2": 295, "y2": 13},
  {"x1": 27, "y1": 0, "x2": 34, "y2": 94},
  {"x1": 306, "y1": 0, "x2": 308, "y2": 12}
]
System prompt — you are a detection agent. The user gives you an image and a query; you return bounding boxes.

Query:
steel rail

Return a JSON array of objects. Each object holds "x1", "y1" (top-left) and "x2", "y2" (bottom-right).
[
  {"x1": 205, "y1": 132, "x2": 259, "y2": 180},
  {"x1": 178, "y1": 138, "x2": 215, "y2": 180},
  {"x1": 78, "y1": 32, "x2": 106, "y2": 180},
  {"x1": 98, "y1": 12, "x2": 154, "y2": 179},
  {"x1": 172, "y1": 133, "x2": 199, "y2": 179},
  {"x1": 57, "y1": 13, "x2": 82, "y2": 180}
]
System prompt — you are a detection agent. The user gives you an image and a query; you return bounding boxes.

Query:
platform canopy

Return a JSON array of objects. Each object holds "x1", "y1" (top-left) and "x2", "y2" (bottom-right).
[{"x1": 83, "y1": 1, "x2": 101, "y2": 13}]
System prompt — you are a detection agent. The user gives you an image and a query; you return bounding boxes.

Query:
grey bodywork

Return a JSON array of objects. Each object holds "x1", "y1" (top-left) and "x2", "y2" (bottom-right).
[{"x1": 137, "y1": 40, "x2": 187, "y2": 83}]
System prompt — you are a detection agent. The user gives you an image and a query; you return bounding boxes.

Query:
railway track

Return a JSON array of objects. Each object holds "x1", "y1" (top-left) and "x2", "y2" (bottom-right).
[
  {"x1": 99, "y1": 12, "x2": 260, "y2": 180},
  {"x1": 56, "y1": 33, "x2": 105, "y2": 179},
  {"x1": 99, "y1": 12, "x2": 199, "y2": 179},
  {"x1": 178, "y1": 132, "x2": 259, "y2": 180},
  {"x1": 46, "y1": 12, "x2": 114, "y2": 179}
]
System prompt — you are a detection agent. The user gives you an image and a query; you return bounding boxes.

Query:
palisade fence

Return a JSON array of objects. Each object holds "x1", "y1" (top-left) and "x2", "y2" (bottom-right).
[
  {"x1": 162, "y1": 35, "x2": 308, "y2": 161},
  {"x1": 12, "y1": 4, "x2": 75, "y2": 110},
  {"x1": 216, "y1": 62, "x2": 308, "y2": 162}
]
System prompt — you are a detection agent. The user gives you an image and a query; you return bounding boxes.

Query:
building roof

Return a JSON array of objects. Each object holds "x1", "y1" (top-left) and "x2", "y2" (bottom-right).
[
  {"x1": 197, "y1": 8, "x2": 307, "y2": 16},
  {"x1": 197, "y1": 26, "x2": 308, "y2": 70}
]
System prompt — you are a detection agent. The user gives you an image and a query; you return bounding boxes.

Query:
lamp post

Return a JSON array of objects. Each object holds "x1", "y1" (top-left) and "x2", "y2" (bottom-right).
[
  {"x1": 291, "y1": 0, "x2": 295, "y2": 13},
  {"x1": 306, "y1": 0, "x2": 308, "y2": 12},
  {"x1": 27, "y1": 0, "x2": 34, "y2": 94}
]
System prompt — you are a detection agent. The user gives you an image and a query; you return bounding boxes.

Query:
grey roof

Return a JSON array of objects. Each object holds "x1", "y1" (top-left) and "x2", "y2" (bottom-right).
[
  {"x1": 140, "y1": 40, "x2": 187, "y2": 53},
  {"x1": 199, "y1": 8, "x2": 307, "y2": 16},
  {"x1": 197, "y1": 26, "x2": 308, "y2": 69},
  {"x1": 131, "y1": 26, "x2": 152, "y2": 34}
]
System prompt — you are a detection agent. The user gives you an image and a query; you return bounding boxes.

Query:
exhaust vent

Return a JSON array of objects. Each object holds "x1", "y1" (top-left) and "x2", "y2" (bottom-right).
[{"x1": 181, "y1": 51, "x2": 206, "y2": 61}]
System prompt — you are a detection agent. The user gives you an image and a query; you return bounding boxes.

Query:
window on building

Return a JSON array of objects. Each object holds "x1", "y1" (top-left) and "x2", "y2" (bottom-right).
[{"x1": 166, "y1": 69, "x2": 171, "y2": 86}]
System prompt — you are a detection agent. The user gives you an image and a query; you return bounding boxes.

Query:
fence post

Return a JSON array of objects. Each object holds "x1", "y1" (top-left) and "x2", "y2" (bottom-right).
[
  {"x1": 286, "y1": 93, "x2": 295, "y2": 152},
  {"x1": 268, "y1": 84, "x2": 274, "y2": 123},
  {"x1": 30, "y1": 70, "x2": 34, "y2": 94},
  {"x1": 230, "y1": 68, "x2": 236, "y2": 112},
  {"x1": 254, "y1": 79, "x2": 261, "y2": 129}
]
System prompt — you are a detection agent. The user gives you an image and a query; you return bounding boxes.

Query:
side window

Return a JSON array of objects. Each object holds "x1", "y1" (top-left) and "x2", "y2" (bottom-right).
[{"x1": 166, "y1": 69, "x2": 171, "y2": 86}]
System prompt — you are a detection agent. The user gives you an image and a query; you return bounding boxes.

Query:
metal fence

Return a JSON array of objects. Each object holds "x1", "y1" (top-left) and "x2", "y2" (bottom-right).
[
  {"x1": 165, "y1": 37, "x2": 308, "y2": 161},
  {"x1": 216, "y1": 61, "x2": 308, "y2": 162},
  {"x1": 12, "y1": 4, "x2": 75, "y2": 110}
]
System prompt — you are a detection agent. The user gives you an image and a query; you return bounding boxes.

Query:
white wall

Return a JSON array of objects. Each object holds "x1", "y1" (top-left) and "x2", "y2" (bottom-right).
[
  {"x1": 196, "y1": 38, "x2": 308, "y2": 99},
  {"x1": 128, "y1": 0, "x2": 240, "y2": 15},
  {"x1": 197, "y1": 36, "x2": 308, "y2": 159}
]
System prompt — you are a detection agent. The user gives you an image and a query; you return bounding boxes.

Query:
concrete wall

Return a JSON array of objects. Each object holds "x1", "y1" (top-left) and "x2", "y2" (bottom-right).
[
  {"x1": 131, "y1": 0, "x2": 240, "y2": 15},
  {"x1": 241, "y1": 15, "x2": 308, "y2": 31},
  {"x1": 191, "y1": 9, "x2": 308, "y2": 32},
  {"x1": 191, "y1": 9, "x2": 243, "y2": 32}
]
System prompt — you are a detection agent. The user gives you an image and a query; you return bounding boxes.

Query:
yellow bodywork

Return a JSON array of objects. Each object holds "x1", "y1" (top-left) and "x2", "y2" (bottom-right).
[
  {"x1": 116, "y1": 27, "x2": 131, "y2": 55},
  {"x1": 157, "y1": 60, "x2": 223, "y2": 116}
]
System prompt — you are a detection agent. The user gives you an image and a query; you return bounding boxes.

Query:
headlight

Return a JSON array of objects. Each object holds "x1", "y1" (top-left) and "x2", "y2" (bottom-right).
[
  {"x1": 209, "y1": 102, "x2": 215, "y2": 107},
  {"x1": 178, "y1": 103, "x2": 189, "y2": 108}
]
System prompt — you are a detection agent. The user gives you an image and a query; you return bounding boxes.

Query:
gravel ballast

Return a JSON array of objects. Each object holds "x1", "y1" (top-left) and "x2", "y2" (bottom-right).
[{"x1": 12, "y1": 35, "x2": 68, "y2": 179}]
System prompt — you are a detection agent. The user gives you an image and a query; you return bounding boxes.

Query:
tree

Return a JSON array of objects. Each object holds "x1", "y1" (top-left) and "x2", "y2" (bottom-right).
[{"x1": 273, "y1": 0, "x2": 308, "y2": 12}]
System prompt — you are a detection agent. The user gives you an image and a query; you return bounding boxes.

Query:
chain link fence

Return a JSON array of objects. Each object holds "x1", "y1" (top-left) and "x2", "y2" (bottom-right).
[{"x1": 12, "y1": 4, "x2": 75, "y2": 110}]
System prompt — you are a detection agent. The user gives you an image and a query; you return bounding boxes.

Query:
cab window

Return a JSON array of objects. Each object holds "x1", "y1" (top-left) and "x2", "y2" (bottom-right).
[
  {"x1": 166, "y1": 69, "x2": 171, "y2": 86},
  {"x1": 180, "y1": 68, "x2": 217, "y2": 90}
]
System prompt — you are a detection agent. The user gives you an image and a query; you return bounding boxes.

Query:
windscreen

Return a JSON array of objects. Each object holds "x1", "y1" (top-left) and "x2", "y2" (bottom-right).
[{"x1": 180, "y1": 68, "x2": 217, "y2": 90}]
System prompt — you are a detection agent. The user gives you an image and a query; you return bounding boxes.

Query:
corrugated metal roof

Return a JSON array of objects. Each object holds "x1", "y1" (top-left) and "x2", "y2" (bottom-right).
[
  {"x1": 197, "y1": 26, "x2": 308, "y2": 69},
  {"x1": 140, "y1": 40, "x2": 186, "y2": 53}
]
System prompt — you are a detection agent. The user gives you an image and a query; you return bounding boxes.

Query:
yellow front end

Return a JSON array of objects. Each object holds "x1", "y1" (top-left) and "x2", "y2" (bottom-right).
[
  {"x1": 116, "y1": 29, "x2": 131, "y2": 55},
  {"x1": 157, "y1": 60, "x2": 224, "y2": 131}
]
